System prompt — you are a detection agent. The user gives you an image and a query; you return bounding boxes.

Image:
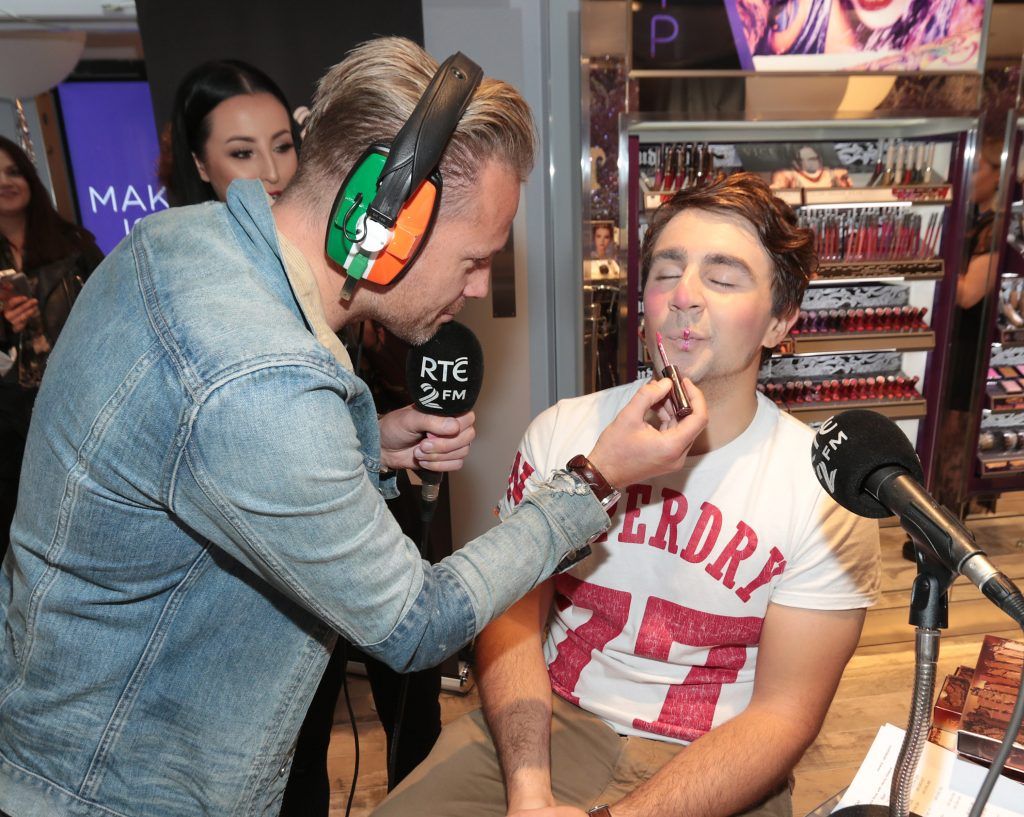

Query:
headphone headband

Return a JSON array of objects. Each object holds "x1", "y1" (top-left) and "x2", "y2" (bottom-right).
[
  {"x1": 369, "y1": 52, "x2": 483, "y2": 228},
  {"x1": 326, "y1": 49, "x2": 484, "y2": 300}
]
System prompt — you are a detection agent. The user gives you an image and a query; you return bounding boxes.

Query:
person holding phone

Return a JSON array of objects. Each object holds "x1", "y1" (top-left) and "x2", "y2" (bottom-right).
[{"x1": 0, "y1": 135, "x2": 103, "y2": 559}]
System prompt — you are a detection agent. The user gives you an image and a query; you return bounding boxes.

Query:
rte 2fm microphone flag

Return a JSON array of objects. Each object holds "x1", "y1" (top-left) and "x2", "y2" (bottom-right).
[
  {"x1": 405, "y1": 320, "x2": 484, "y2": 502},
  {"x1": 811, "y1": 409, "x2": 1024, "y2": 625}
]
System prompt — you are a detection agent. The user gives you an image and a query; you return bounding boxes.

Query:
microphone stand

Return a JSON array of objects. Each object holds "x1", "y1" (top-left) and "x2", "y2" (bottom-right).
[{"x1": 833, "y1": 545, "x2": 954, "y2": 817}]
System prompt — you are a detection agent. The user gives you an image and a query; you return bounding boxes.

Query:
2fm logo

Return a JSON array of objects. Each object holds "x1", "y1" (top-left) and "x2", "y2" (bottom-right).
[
  {"x1": 812, "y1": 415, "x2": 848, "y2": 495},
  {"x1": 549, "y1": 576, "x2": 762, "y2": 742},
  {"x1": 416, "y1": 354, "x2": 470, "y2": 409}
]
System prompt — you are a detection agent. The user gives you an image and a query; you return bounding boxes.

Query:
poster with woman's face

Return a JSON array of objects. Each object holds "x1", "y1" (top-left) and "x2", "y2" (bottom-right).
[
  {"x1": 732, "y1": 0, "x2": 987, "y2": 72},
  {"x1": 590, "y1": 223, "x2": 617, "y2": 259}
]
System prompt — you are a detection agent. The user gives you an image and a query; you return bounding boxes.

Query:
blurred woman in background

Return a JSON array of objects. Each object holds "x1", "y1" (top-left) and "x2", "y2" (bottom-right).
[{"x1": 0, "y1": 135, "x2": 103, "y2": 558}]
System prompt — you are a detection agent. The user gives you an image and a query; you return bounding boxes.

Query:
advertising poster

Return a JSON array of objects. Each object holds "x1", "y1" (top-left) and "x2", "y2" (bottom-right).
[
  {"x1": 634, "y1": 0, "x2": 988, "y2": 73},
  {"x1": 57, "y1": 81, "x2": 168, "y2": 254}
]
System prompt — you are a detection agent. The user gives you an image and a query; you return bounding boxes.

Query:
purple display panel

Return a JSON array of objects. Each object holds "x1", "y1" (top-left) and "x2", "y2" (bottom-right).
[
  {"x1": 632, "y1": 0, "x2": 988, "y2": 74},
  {"x1": 57, "y1": 81, "x2": 168, "y2": 254}
]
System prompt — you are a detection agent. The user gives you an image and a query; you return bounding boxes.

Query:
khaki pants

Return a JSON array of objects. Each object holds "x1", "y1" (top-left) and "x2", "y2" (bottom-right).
[{"x1": 372, "y1": 695, "x2": 791, "y2": 817}]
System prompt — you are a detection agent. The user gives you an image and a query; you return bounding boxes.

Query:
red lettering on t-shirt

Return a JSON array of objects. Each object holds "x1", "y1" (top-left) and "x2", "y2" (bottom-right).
[
  {"x1": 505, "y1": 450, "x2": 535, "y2": 508},
  {"x1": 679, "y1": 501, "x2": 722, "y2": 563},
  {"x1": 705, "y1": 521, "x2": 758, "y2": 589},
  {"x1": 548, "y1": 575, "x2": 632, "y2": 705},
  {"x1": 631, "y1": 598, "x2": 763, "y2": 741},
  {"x1": 735, "y1": 546, "x2": 787, "y2": 602},
  {"x1": 617, "y1": 484, "x2": 653, "y2": 544},
  {"x1": 648, "y1": 488, "x2": 688, "y2": 554}
]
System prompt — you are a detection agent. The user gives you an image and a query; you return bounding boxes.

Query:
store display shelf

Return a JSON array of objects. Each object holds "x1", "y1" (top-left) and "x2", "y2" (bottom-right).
[
  {"x1": 783, "y1": 397, "x2": 927, "y2": 423},
  {"x1": 644, "y1": 186, "x2": 954, "y2": 213},
  {"x1": 985, "y1": 403, "x2": 1024, "y2": 415},
  {"x1": 796, "y1": 185, "x2": 953, "y2": 206},
  {"x1": 779, "y1": 330, "x2": 934, "y2": 355},
  {"x1": 813, "y1": 259, "x2": 944, "y2": 281},
  {"x1": 978, "y1": 454, "x2": 1024, "y2": 477}
]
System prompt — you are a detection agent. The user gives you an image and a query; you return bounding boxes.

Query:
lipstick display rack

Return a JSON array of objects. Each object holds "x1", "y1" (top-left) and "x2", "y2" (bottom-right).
[
  {"x1": 624, "y1": 116, "x2": 977, "y2": 487},
  {"x1": 780, "y1": 282, "x2": 935, "y2": 356},
  {"x1": 758, "y1": 351, "x2": 925, "y2": 423},
  {"x1": 814, "y1": 259, "x2": 944, "y2": 282}
]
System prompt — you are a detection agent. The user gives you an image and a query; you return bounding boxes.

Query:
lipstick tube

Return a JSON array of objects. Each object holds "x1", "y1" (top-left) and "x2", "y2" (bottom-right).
[
  {"x1": 660, "y1": 364, "x2": 692, "y2": 418},
  {"x1": 655, "y1": 332, "x2": 692, "y2": 418}
]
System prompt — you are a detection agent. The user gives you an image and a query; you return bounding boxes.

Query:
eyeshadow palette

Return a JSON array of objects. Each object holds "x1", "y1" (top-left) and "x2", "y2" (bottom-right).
[{"x1": 985, "y1": 378, "x2": 1024, "y2": 411}]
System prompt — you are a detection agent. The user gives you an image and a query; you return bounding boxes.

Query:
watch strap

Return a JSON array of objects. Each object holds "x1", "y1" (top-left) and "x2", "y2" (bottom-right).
[{"x1": 565, "y1": 454, "x2": 617, "y2": 505}]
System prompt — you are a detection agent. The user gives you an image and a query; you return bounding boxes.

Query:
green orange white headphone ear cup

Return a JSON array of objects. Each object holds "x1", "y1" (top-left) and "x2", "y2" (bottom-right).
[
  {"x1": 325, "y1": 146, "x2": 441, "y2": 291},
  {"x1": 363, "y1": 178, "x2": 438, "y2": 286}
]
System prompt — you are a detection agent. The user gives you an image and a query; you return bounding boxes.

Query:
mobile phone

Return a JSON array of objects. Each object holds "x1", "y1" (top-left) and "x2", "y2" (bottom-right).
[{"x1": 0, "y1": 271, "x2": 31, "y2": 298}]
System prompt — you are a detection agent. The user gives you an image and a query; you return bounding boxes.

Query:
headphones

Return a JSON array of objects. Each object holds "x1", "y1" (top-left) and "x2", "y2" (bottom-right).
[{"x1": 325, "y1": 51, "x2": 483, "y2": 300}]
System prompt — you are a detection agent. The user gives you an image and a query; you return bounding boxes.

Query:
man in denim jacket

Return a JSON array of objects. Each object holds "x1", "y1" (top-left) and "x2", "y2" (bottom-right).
[{"x1": 0, "y1": 38, "x2": 707, "y2": 817}]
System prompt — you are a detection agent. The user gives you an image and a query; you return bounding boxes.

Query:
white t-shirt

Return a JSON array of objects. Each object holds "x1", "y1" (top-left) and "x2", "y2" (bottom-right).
[{"x1": 497, "y1": 380, "x2": 880, "y2": 745}]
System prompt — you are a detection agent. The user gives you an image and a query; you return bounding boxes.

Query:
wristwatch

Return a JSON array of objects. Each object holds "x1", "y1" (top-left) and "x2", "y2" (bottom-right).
[
  {"x1": 565, "y1": 454, "x2": 621, "y2": 511},
  {"x1": 551, "y1": 455, "x2": 620, "y2": 574},
  {"x1": 587, "y1": 806, "x2": 613, "y2": 816}
]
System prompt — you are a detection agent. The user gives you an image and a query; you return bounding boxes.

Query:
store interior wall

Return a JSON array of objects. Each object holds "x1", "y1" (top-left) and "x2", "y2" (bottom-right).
[{"x1": 424, "y1": 0, "x2": 585, "y2": 547}]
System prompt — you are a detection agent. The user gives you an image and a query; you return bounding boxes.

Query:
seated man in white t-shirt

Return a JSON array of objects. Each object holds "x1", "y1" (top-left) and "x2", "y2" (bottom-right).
[{"x1": 371, "y1": 172, "x2": 880, "y2": 817}]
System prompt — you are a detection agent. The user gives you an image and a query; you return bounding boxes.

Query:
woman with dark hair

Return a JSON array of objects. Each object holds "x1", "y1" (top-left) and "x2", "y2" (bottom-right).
[
  {"x1": 159, "y1": 59, "x2": 301, "y2": 206},
  {"x1": 0, "y1": 135, "x2": 103, "y2": 557}
]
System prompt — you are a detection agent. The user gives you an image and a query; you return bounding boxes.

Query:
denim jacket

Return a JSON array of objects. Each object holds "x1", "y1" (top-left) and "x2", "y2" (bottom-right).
[{"x1": 0, "y1": 181, "x2": 608, "y2": 817}]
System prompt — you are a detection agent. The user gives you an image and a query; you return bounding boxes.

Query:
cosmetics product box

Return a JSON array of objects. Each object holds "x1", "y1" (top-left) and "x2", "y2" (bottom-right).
[
  {"x1": 933, "y1": 670, "x2": 973, "y2": 731},
  {"x1": 956, "y1": 636, "x2": 1024, "y2": 779},
  {"x1": 930, "y1": 666, "x2": 975, "y2": 752}
]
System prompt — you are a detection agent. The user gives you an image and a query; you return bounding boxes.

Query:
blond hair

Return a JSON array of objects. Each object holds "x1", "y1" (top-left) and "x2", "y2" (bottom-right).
[{"x1": 283, "y1": 37, "x2": 535, "y2": 215}]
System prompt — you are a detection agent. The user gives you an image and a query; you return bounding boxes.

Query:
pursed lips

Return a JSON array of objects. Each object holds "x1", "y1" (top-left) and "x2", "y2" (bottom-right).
[{"x1": 665, "y1": 332, "x2": 706, "y2": 347}]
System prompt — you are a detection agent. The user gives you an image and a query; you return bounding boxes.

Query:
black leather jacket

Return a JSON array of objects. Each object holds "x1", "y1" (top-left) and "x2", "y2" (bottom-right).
[{"x1": 1, "y1": 239, "x2": 103, "y2": 386}]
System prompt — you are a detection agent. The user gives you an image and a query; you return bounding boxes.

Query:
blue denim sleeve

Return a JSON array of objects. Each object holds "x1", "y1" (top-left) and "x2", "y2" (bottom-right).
[{"x1": 169, "y1": 363, "x2": 609, "y2": 671}]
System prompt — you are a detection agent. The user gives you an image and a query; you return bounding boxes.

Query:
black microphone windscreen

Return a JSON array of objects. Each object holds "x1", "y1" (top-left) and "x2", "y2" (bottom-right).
[
  {"x1": 405, "y1": 320, "x2": 484, "y2": 416},
  {"x1": 810, "y1": 409, "x2": 924, "y2": 518}
]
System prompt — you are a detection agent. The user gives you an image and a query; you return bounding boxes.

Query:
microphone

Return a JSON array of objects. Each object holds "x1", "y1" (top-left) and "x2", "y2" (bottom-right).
[
  {"x1": 811, "y1": 409, "x2": 1024, "y2": 625},
  {"x1": 405, "y1": 320, "x2": 484, "y2": 502}
]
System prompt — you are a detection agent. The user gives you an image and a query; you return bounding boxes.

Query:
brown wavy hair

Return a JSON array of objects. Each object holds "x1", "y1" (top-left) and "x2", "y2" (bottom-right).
[{"x1": 640, "y1": 171, "x2": 815, "y2": 322}]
